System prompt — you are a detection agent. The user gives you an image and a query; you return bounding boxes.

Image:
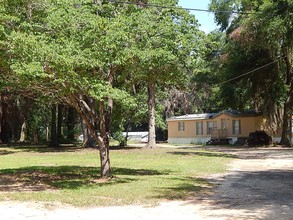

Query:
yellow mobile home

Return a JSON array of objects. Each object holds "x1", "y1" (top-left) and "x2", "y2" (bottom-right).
[{"x1": 167, "y1": 110, "x2": 264, "y2": 144}]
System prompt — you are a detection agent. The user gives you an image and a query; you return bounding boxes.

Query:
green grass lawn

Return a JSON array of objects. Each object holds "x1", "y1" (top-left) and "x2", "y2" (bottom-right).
[{"x1": 0, "y1": 145, "x2": 234, "y2": 207}]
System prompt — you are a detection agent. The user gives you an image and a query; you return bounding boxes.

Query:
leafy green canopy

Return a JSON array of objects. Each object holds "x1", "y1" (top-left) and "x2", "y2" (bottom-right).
[
  {"x1": 1, "y1": 0, "x2": 202, "y2": 106},
  {"x1": 209, "y1": 0, "x2": 293, "y2": 135},
  {"x1": 0, "y1": 0, "x2": 133, "y2": 107},
  {"x1": 128, "y1": 0, "x2": 202, "y2": 87}
]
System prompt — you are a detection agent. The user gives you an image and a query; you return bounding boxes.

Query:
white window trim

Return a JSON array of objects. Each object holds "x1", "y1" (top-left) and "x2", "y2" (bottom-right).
[
  {"x1": 232, "y1": 120, "x2": 241, "y2": 135},
  {"x1": 196, "y1": 121, "x2": 203, "y2": 135},
  {"x1": 178, "y1": 122, "x2": 185, "y2": 131}
]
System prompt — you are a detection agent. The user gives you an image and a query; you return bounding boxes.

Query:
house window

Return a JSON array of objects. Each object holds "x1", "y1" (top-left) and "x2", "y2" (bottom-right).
[
  {"x1": 196, "y1": 122, "x2": 203, "y2": 135},
  {"x1": 221, "y1": 119, "x2": 227, "y2": 129},
  {"x1": 232, "y1": 120, "x2": 241, "y2": 135},
  {"x1": 178, "y1": 122, "x2": 185, "y2": 131},
  {"x1": 207, "y1": 121, "x2": 217, "y2": 135}
]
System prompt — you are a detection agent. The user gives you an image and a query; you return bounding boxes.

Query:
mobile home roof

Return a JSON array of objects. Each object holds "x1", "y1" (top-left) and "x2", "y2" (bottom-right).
[{"x1": 167, "y1": 113, "x2": 217, "y2": 122}]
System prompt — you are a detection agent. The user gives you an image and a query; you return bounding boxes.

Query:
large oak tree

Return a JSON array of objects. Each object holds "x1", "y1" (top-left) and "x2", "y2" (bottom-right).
[
  {"x1": 0, "y1": 0, "x2": 204, "y2": 177},
  {"x1": 210, "y1": 0, "x2": 293, "y2": 144}
]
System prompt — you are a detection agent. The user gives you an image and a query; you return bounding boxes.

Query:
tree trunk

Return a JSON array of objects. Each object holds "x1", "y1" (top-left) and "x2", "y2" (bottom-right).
[
  {"x1": 81, "y1": 120, "x2": 88, "y2": 145},
  {"x1": 57, "y1": 104, "x2": 63, "y2": 141},
  {"x1": 32, "y1": 129, "x2": 39, "y2": 144},
  {"x1": 78, "y1": 105, "x2": 111, "y2": 177},
  {"x1": 1, "y1": 95, "x2": 11, "y2": 143},
  {"x1": 289, "y1": 114, "x2": 292, "y2": 143},
  {"x1": 46, "y1": 126, "x2": 49, "y2": 142},
  {"x1": 19, "y1": 121, "x2": 26, "y2": 142},
  {"x1": 280, "y1": 105, "x2": 291, "y2": 145},
  {"x1": 280, "y1": 39, "x2": 293, "y2": 146},
  {"x1": 65, "y1": 65, "x2": 117, "y2": 178},
  {"x1": 123, "y1": 120, "x2": 131, "y2": 147},
  {"x1": 98, "y1": 69, "x2": 114, "y2": 177},
  {"x1": 25, "y1": 1, "x2": 32, "y2": 20},
  {"x1": 81, "y1": 117, "x2": 95, "y2": 148},
  {"x1": 99, "y1": 99, "x2": 111, "y2": 178},
  {"x1": 79, "y1": 96, "x2": 96, "y2": 148},
  {"x1": 68, "y1": 94, "x2": 111, "y2": 178},
  {"x1": 67, "y1": 107, "x2": 76, "y2": 141},
  {"x1": 146, "y1": 80, "x2": 156, "y2": 148},
  {"x1": 0, "y1": 95, "x2": 2, "y2": 144},
  {"x1": 50, "y1": 104, "x2": 58, "y2": 147}
]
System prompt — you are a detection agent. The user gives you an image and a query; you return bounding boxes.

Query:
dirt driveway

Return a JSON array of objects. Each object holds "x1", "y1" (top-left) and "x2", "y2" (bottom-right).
[
  {"x1": 0, "y1": 147, "x2": 293, "y2": 220},
  {"x1": 193, "y1": 147, "x2": 293, "y2": 219}
]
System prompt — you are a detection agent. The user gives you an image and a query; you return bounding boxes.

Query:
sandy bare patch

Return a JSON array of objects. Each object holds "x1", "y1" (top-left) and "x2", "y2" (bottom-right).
[{"x1": 0, "y1": 147, "x2": 293, "y2": 220}]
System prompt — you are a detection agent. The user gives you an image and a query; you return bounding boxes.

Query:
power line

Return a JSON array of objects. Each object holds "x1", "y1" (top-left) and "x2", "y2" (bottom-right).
[
  {"x1": 106, "y1": 0, "x2": 257, "y2": 14},
  {"x1": 214, "y1": 56, "x2": 286, "y2": 87},
  {"x1": 105, "y1": 0, "x2": 270, "y2": 88}
]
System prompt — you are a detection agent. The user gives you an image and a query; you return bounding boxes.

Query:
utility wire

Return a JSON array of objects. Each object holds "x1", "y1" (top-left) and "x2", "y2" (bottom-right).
[
  {"x1": 106, "y1": 0, "x2": 271, "y2": 88},
  {"x1": 214, "y1": 56, "x2": 286, "y2": 87},
  {"x1": 106, "y1": 0, "x2": 258, "y2": 14}
]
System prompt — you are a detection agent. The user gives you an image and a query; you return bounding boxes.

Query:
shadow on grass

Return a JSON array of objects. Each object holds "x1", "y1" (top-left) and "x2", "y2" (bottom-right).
[
  {"x1": 167, "y1": 151, "x2": 238, "y2": 158},
  {"x1": 0, "y1": 145, "x2": 84, "y2": 154},
  {"x1": 112, "y1": 167, "x2": 170, "y2": 176},
  {"x1": 0, "y1": 145, "x2": 143, "y2": 154},
  {"x1": 186, "y1": 169, "x2": 293, "y2": 219},
  {"x1": 152, "y1": 177, "x2": 213, "y2": 200},
  {"x1": 109, "y1": 146, "x2": 143, "y2": 150},
  {"x1": 0, "y1": 150, "x2": 15, "y2": 156},
  {"x1": 0, "y1": 166, "x2": 168, "y2": 192}
]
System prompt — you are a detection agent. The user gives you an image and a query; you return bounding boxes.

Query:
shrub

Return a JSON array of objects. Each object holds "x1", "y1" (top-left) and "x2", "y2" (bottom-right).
[{"x1": 247, "y1": 130, "x2": 272, "y2": 147}]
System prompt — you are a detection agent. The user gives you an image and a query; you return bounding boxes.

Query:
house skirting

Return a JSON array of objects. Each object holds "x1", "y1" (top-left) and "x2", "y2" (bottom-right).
[
  {"x1": 168, "y1": 137, "x2": 240, "y2": 145},
  {"x1": 168, "y1": 136, "x2": 289, "y2": 145},
  {"x1": 168, "y1": 137, "x2": 211, "y2": 145}
]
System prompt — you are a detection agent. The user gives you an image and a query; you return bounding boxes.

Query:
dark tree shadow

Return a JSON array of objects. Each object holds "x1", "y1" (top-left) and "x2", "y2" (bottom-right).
[
  {"x1": 234, "y1": 148, "x2": 293, "y2": 159},
  {"x1": 109, "y1": 146, "x2": 143, "y2": 150},
  {"x1": 112, "y1": 167, "x2": 170, "y2": 176},
  {"x1": 0, "y1": 150, "x2": 15, "y2": 156},
  {"x1": 177, "y1": 146, "x2": 293, "y2": 160},
  {"x1": 167, "y1": 151, "x2": 238, "y2": 158},
  {"x1": 188, "y1": 169, "x2": 293, "y2": 219},
  {"x1": 0, "y1": 166, "x2": 168, "y2": 192},
  {"x1": 0, "y1": 145, "x2": 144, "y2": 154},
  {"x1": 151, "y1": 177, "x2": 213, "y2": 200},
  {"x1": 0, "y1": 145, "x2": 84, "y2": 153}
]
